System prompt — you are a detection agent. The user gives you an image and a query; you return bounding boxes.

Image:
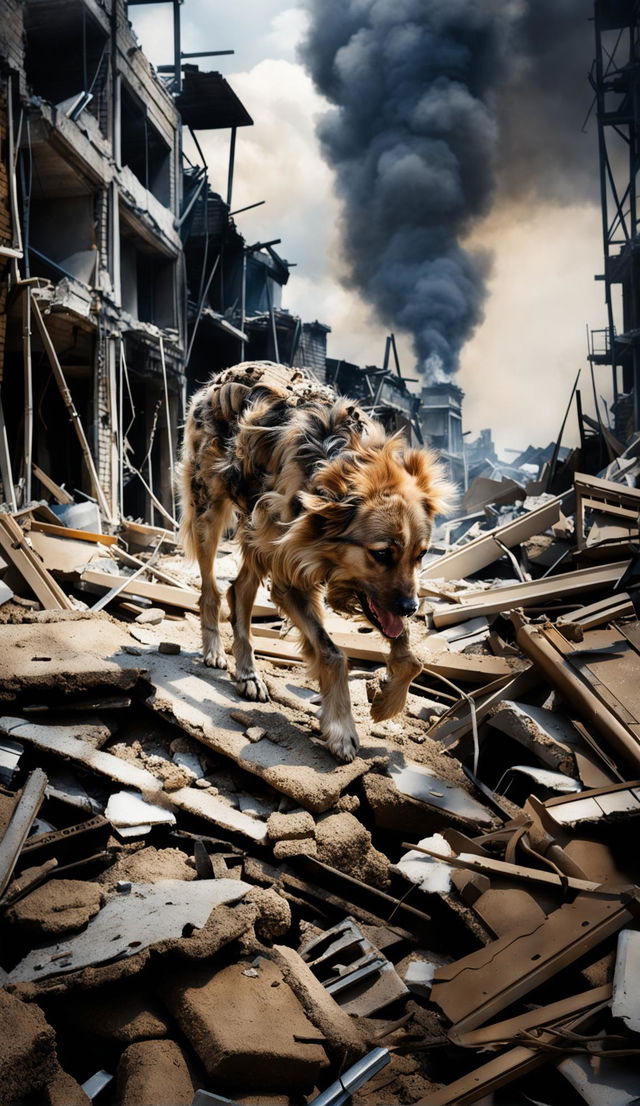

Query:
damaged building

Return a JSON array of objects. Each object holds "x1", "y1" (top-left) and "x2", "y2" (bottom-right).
[
  {"x1": 3, "y1": 3, "x2": 640, "y2": 1106},
  {"x1": 0, "y1": 0, "x2": 335, "y2": 528}
]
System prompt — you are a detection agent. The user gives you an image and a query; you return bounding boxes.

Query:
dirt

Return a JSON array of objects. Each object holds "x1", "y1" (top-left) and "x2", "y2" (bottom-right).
[
  {"x1": 0, "y1": 991, "x2": 58, "y2": 1104},
  {"x1": 116, "y1": 1039, "x2": 194, "y2": 1106},
  {"x1": 5, "y1": 879, "x2": 104, "y2": 938},
  {"x1": 315, "y1": 812, "x2": 391, "y2": 888},
  {"x1": 97, "y1": 847, "x2": 196, "y2": 889}
]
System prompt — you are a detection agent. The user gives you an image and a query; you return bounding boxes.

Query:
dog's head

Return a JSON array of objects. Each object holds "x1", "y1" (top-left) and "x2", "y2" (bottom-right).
[{"x1": 290, "y1": 439, "x2": 453, "y2": 637}]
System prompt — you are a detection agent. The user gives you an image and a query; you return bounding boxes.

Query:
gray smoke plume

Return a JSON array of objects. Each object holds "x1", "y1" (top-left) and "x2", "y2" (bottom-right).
[{"x1": 300, "y1": 0, "x2": 594, "y2": 379}]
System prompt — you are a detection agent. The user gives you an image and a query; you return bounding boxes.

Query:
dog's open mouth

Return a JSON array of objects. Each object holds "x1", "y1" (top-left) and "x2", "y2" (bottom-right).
[{"x1": 358, "y1": 593, "x2": 404, "y2": 639}]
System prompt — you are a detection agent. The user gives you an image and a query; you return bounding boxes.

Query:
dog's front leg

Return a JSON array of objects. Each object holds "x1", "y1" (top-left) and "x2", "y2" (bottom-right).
[
  {"x1": 370, "y1": 629, "x2": 422, "y2": 722},
  {"x1": 227, "y1": 558, "x2": 269, "y2": 703},
  {"x1": 271, "y1": 584, "x2": 359, "y2": 762}
]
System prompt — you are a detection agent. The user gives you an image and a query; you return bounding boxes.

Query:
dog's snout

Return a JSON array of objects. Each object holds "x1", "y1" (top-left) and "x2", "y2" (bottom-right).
[{"x1": 396, "y1": 596, "x2": 419, "y2": 616}]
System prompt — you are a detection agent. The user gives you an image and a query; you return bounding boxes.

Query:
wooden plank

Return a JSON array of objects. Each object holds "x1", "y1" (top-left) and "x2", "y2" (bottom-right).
[
  {"x1": 31, "y1": 465, "x2": 74, "y2": 506},
  {"x1": 0, "y1": 769, "x2": 47, "y2": 898},
  {"x1": 402, "y1": 842, "x2": 602, "y2": 893},
  {"x1": 432, "y1": 560, "x2": 629, "y2": 628},
  {"x1": 414, "y1": 1005, "x2": 609, "y2": 1105},
  {"x1": 79, "y1": 568, "x2": 200, "y2": 612},
  {"x1": 250, "y1": 625, "x2": 523, "y2": 683},
  {"x1": 30, "y1": 519, "x2": 117, "y2": 545},
  {"x1": 112, "y1": 545, "x2": 192, "y2": 591},
  {"x1": 449, "y1": 983, "x2": 612, "y2": 1048},
  {"x1": 422, "y1": 494, "x2": 567, "y2": 582},
  {"x1": 513, "y1": 615, "x2": 640, "y2": 773},
  {"x1": 559, "y1": 591, "x2": 635, "y2": 629},
  {"x1": 430, "y1": 892, "x2": 635, "y2": 1034},
  {"x1": 31, "y1": 296, "x2": 112, "y2": 521},
  {"x1": 0, "y1": 515, "x2": 73, "y2": 609}
]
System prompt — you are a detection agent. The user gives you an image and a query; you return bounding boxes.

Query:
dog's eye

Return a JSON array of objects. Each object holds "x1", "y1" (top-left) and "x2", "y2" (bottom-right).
[
  {"x1": 369, "y1": 548, "x2": 392, "y2": 565},
  {"x1": 415, "y1": 550, "x2": 427, "y2": 563}
]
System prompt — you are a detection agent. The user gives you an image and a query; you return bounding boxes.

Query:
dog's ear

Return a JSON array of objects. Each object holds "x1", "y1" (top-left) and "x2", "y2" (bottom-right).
[
  {"x1": 298, "y1": 489, "x2": 361, "y2": 538},
  {"x1": 402, "y1": 449, "x2": 455, "y2": 519}
]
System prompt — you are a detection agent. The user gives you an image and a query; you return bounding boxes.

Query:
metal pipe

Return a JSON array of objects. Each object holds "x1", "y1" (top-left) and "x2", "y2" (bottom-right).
[
  {"x1": 173, "y1": 0, "x2": 181, "y2": 93},
  {"x1": 22, "y1": 285, "x2": 33, "y2": 504},
  {"x1": 226, "y1": 126, "x2": 237, "y2": 208}
]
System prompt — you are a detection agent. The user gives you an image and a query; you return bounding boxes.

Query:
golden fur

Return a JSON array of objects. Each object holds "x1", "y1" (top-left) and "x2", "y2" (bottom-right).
[{"x1": 178, "y1": 360, "x2": 451, "y2": 762}]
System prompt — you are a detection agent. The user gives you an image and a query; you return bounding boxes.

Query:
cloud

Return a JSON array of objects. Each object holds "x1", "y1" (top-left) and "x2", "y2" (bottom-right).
[{"x1": 458, "y1": 201, "x2": 610, "y2": 455}]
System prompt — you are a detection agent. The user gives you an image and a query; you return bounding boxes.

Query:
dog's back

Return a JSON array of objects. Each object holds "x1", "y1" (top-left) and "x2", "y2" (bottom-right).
[{"x1": 178, "y1": 359, "x2": 373, "y2": 556}]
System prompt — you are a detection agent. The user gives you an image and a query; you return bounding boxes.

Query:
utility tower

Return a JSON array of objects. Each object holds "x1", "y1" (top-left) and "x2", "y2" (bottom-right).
[{"x1": 590, "y1": 0, "x2": 640, "y2": 436}]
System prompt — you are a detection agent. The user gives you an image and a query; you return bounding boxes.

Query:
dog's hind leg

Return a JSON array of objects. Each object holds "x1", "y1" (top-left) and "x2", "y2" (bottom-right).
[
  {"x1": 271, "y1": 583, "x2": 359, "y2": 762},
  {"x1": 228, "y1": 557, "x2": 269, "y2": 703},
  {"x1": 370, "y1": 630, "x2": 422, "y2": 722},
  {"x1": 194, "y1": 499, "x2": 233, "y2": 669}
]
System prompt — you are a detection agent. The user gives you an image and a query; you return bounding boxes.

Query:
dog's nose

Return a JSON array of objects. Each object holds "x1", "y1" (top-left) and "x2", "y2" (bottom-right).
[{"x1": 396, "y1": 596, "x2": 419, "y2": 616}]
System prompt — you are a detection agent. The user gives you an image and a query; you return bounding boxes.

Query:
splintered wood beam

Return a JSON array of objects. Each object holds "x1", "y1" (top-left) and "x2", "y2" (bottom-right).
[
  {"x1": 32, "y1": 464, "x2": 74, "y2": 505},
  {"x1": 30, "y1": 296, "x2": 112, "y2": 521},
  {"x1": 0, "y1": 514, "x2": 73, "y2": 609}
]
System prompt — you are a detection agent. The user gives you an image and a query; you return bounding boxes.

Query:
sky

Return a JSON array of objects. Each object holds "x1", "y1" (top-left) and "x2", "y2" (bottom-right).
[{"x1": 129, "y1": 0, "x2": 611, "y2": 457}]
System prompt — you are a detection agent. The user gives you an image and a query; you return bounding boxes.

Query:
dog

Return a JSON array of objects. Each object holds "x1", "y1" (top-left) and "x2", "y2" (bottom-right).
[{"x1": 178, "y1": 360, "x2": 450, "y2": 762}]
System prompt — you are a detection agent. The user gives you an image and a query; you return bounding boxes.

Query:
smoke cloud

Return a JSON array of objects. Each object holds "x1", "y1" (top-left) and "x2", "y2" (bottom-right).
[{"x1": 300, "y1": 0, "x2": 595, "y2": 379}]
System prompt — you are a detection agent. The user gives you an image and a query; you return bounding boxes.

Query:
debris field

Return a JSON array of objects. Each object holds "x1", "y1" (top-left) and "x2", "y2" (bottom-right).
[{"x1": 2, "y1": 444, "x2": 640, "y2": 1105}]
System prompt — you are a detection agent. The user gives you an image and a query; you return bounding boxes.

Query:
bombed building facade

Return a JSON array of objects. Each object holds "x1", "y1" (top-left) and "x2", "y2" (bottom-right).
[{"x1": 0, "y1": 0, "x2": 340, "y2": 525}]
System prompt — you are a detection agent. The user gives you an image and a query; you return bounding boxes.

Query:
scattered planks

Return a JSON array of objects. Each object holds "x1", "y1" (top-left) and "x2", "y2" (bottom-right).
[
  {"x1": 0, "y1": 514, "x2": 74, "y2": 610},
  {"x1": 431, "y1": 560, "x2": 630, "y2": 628},
  {"x1": 79, "y1": 567, "x2": 200, "y2": 613},
  {"x1": 421, "y1": 494, "x2": 567, "y2": 582}
]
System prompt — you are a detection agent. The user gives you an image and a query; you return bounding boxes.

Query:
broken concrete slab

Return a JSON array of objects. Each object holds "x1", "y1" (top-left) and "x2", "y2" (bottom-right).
[
  {"x1": 488, "y1": 700, "x2": 582, "y2": 776},
  {"x1": 43, "y1": 1065, "x2": 92, "y2": 1106},
  {"x1": 4, "y1": 878, "x2": 104, "y2": 938},
  {"x1": 0, "y1": 990, "x2": 58, "y2": 1105},
  {"x1": 8, "y1": 878, "x2": 250, "y2": 983},
  {"x1": 389, "y1": 760, "x2": 494, "y2": 827},
  {"x1": 116, "y1": 1040, "x2": 195, "y2": 1106},
  {"x1": 105, "y1": 790, "x2": 176, "y2": 829},
  {"x1": 160, "y1": 956, "x2": 329, "y2": 1093},
  {"x1": 0, "y1": 615, "x2": 142, "y2": 698},
  {"x1": 0, "y1": 719, "x2": 269, "y2": 844},
  {"x1": 139, "y1": 653, "x2": 369, "y2": 813},
  {"x1": 393, "y1": 835, "x2": 454, "y2": 894}
]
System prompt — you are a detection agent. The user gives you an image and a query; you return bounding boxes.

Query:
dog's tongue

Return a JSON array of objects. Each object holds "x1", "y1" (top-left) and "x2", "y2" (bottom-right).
[{"x1": 369, "y1": 599, "x2": 404, "y2": 638}]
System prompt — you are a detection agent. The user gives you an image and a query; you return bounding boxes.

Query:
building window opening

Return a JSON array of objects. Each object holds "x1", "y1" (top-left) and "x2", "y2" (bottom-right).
[
  {"x1": 24, "y1": 0, "x2": 109, "y2": 134},
  {"x1": 120, "y1": 84, "x2": 171, "y2": 206}
]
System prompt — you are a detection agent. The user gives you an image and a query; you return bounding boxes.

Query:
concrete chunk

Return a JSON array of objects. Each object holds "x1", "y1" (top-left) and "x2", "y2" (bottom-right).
[
  {"x1": 269, "y1": 944, "x2": 366, "y2": 1065},
  {"x1": 5, "y1": 878, "x2": 104, "y2": 938},
  {"x1": 160, "y1": 957, "x2": 328, "y2": 1093},
  {"x1": 116, "y1": 1040, "x2": 194, "y2": 1106},
  {"x1": 267, "y1": 810, "x2": 316, "y2": 841},
  {"x1": 0, "y1": 991, "x2": 58, "y2": 1105}
]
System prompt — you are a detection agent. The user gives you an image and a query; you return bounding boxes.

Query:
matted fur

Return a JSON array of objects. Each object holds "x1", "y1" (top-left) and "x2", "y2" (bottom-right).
[{"x1": 178, "y1": 360, "x2": 451, "y2": 762}]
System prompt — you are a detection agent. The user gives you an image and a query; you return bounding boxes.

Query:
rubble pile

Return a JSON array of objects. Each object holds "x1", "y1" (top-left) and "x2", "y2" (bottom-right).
[{"x1": 2, "y1": 449, "x2": 640, "y2": 1104}]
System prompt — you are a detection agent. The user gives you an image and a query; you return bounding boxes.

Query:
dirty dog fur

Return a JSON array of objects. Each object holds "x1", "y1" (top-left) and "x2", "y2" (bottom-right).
[{"x1": 178, "y1": 361, "x2": 450, "y2": 762}]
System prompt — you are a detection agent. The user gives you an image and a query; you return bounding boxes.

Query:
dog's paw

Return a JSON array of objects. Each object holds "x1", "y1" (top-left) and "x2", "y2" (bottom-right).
[
  {"x1": 204, "y1": 647, "x2": 228, "y2": 669},
  {"x1": 235, "y1": 672, "x2": 269, "y2": 702},
  {"x1": 370, "y1": 678, "x2": 406, "y2": 722},
  {"x1": 323, "y1": 720, "x2": 359, "y2": 763}
]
